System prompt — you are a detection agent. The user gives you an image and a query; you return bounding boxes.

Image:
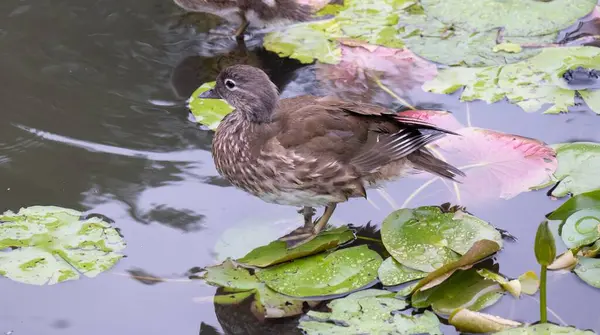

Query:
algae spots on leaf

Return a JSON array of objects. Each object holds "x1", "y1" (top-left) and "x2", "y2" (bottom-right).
[{"x1": 0, "y1": 206, "x2": 125, "y2": 285}]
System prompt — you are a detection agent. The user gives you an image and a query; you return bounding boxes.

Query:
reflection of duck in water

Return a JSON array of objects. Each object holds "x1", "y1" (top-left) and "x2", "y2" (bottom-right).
[{"x1": 173, "y1": 0, "x2": 313, "y2": 39}]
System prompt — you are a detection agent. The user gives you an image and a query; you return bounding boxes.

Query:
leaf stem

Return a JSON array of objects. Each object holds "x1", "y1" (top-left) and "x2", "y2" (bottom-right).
[
  {"x1": 371, "y1": 75, "x2": 417, "y2": 110},
  {"x1": 540, "y1": 265, "x2": 547, "y2": 323}
]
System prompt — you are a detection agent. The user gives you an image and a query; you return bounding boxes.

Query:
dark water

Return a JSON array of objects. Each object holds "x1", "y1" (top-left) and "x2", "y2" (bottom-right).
[{"x1": 1, "y1": 0, "x2": 600, "y2": 334}]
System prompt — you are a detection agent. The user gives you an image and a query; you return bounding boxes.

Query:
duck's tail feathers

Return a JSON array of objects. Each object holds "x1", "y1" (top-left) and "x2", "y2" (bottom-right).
[{"x1": 408, "y1": 149, "x2": 465, "y2": 181}]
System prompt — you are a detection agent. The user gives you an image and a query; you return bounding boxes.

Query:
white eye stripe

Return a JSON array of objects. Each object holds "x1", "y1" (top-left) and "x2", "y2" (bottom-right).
[{"x1": 224, "y1": 78, "x2": 237, "y2": 90}]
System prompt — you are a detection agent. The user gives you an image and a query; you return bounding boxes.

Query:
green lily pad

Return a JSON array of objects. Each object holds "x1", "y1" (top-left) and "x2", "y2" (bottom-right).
[
  {"x1": 548, "y1": 190, "x2": 600, "y2": 221},
  {"x1": 256, "y1": 245, "x2": 382, "y2": 297},
  {"x1": 202, "y1": 260, "x2": 312, "y2": 319},
  {"x1": 263, "y1": 19, "x2": 342, "y2": 64},
  {"x1": 496, "y1": 324, "x2": 595, "y2": 335},
  {"x1": 381, "y1": 206, "x2": 502, "y2": 272},
  {"x1": 188, "y1": 82, "x2": 234, "y2": 130},
  {"x1": 0, "y1": 206, "x2": 125, "y2": 285},
  {"x1": 299, "y1": 289, "x2": 442, "y2": 335},
  {"x1": 423, "y1": 47, "x2": 600, "y2": 114},
  {"x1": 421, "y1": 0, "x2": 595, "y2": 36},
  {"x1": 237, "y1": 226, "x2": 355, "y2": 268},
  {"x1": 546, "y1": 143, "x2": 600, "y2": 197},
  {"x1": 560, "y1": 209, "x2": 600, "y2": 249},
  {"x1": 411, "y1": 268, "x2": 504, "y2": 315},
  {"x1": 574, "y1": 257, "x2": 600, "y2": 289},
  {"x1": 378, "y1": 257, "x2": 427, "y2": 286},
  {"x1": 449, "y1": 308, "x2": 522, "y2": 333}
]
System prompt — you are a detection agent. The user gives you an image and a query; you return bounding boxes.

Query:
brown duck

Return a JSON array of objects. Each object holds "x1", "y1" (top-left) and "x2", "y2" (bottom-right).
[
  {"x1": 173, "y1": 0, "x2": 313, "y2": 38},
  {"x1": 201, "y1": 65, "x2": 465, "y2": 247}
]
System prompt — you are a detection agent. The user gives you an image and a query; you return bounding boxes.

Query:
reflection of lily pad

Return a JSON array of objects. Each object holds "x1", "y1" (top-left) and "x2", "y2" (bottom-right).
[
  {"x1": 574, "y1": 257, "x2": 600, "y2": 289},
  {"x1": 411, "y1": 268, "x2": 504, "y2": 315},
  {"x1": 496, "y1": 324, "x2": 595, "y2": 335},
  {"x1": 238, "y1": 226, "x2": 355, "y2": 268},
  {"x1": 381, "y1": 206, "x2": 502, "y2": 272},
  {"x1": 0, "y1": 206, "x2": 125, "y2": 285},
  {"x1": 256, "y1": 245, "x2": 382, "y2": 297},
  {"x1": 188, "y1": 82, "x2": 234, "y2": 130},
  {"x1": 544, "y1": 143, "x2": 600, "y2": 197},
  {"x1": 560, "y1": 209, "x2": 600, "y2": 249},
  {"x1": 423, "y1": 47, "x2": 600, "y2": 114},
  {"x1": 378, "y1": 257, "x2": 427, "y2": 286},
  {"x1": 203, "y1": 260, "x2": 312, "y2": 319},
  {"x1": 299, "y1": 289, "x2": 442, "y2": 335}
]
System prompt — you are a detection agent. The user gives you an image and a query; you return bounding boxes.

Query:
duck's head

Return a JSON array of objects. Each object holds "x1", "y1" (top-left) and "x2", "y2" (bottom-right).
[{"x1": 200, "y1": 65, "x2": 279, "y2": 123}]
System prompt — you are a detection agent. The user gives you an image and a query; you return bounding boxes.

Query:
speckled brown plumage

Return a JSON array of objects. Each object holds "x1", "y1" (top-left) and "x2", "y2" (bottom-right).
[{"x1": 202, "y1": 65, "x2": 465, "y2": 247}]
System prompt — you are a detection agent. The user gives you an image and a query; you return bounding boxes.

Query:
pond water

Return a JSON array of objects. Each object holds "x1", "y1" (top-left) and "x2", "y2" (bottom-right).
[{"x1": 1, "y1": 0, "x2": 600, "y2": 334}]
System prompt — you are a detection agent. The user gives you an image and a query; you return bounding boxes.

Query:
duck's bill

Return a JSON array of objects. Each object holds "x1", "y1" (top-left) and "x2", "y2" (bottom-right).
[{"x1": 199, "y1": 89, "x2": 220, "y2": 99}]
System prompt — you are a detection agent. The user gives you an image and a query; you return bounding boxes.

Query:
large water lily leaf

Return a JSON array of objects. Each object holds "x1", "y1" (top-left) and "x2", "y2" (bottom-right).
[
  {"x1": 237, "y1": 226, "x2": 355, "y2": 268},
  {"x1": 299, "y1": 289, "x2": 442, "y2": 335},
  {"x1": 543, "y1": 142, "x2": 600, "y2": 197},
  {"x1": 0, "y1": 206, "x2": 125, "y2": 285},
  {"x1": 378, "y1": 257, "x2": 427, "y2": 286},
  {"x1": 496, "y1": 324, "x2": 595, "y2": 335},
  {"x1": 202, "y1": 260, "x2": 312, "y2": 319},
  {"x1": 421, "y1": 0, "x2": 595, "y2": 36},
  {"x1": 188, "y1": 82, "x2": 234, "y2": 130},
  {"x1": 548, "y1": 189, "x2": 600, "y2": 221},
  {"x1": 256, "y1": 245, "x2": 382, "y2": 297},
  {"x1": 423, "y1": 47, "x2": 600, "y2": 114},
  {"x1": 411, "y1": 268, "x2": 504, "y2": 315},
  {"x1": 574, "y1": 257, "x2": 600, "y2": 289},
  {"x1": 381, "y1": 206, "x2": 502, "y2": 272},
  {"x1": 399, "y1": 110, "x2": 557, "y2": 203}
]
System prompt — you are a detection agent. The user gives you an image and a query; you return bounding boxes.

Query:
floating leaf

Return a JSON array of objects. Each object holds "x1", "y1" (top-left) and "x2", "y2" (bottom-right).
[
  {"x1": 582, "y1": 239, "x2": 600, "y2": 258},
  {"x1": 545, "y1": 143, "x2": 600, "y2": 197},
  {"x1": 411, "y1": 268, "x2": 504, "y2": 315},
  {"x1": 237, "y1": 226, "x2": 355, "y2": 267},
  {"x1": 423, "y1": 47, "x2": 600, "y2": 114},
  {"x1": 547, "y1": 189, "x2": 600, "y2": 221},
  {"x1": 559, "y1": 209, "x2": 600, "y2": 249},
  {"x1": 548, "y1": 250, "x2": 578, "y2": 271},
  {"x1": 496, "y1": 324, "x2": 595, "y2": 335},
  {"x1": 202, "y1": 260, "x2": 312, "y2": 319},
  {"x1": 378, "y1": 257, "x2": 427, "y2": 286},
  {"x1": 476, "y1": 269, "x2": 521, "y2": 298},
  {"x1": 263, "y1": 20, "x2": 342, "y2": 64},
  {"x1": 398, "y1": 110, "x2": 557, "y2": 203},
  {"x1": 256, "y1": 245, "x2": 382, "y2": 297},
  {"x1": 574, "y1": 257, "x2": 600, "y2": 289},
  {"x1": 535, "y1": 221, "x2": 557, "y2": 267},
  {"x1": 449, "y1": 308, "x2": 521, "y2": 333},
  {"x1": 0, "y1": 206, "x2": 125, "y2": 285},
  {"x1": 412, "y1": 240, "x2": 500, "y2": 293},
  {"x1": 299, "y1": 289, "x2": 442, "y2": 335},
  {"x1": 518, "y1": 271, "x2": 540, "y2": 295},
  {"x1": 187, "y1": 82, "x2": 234, "y2": 130},
  {"x1": 493, "y1": 43, "x2": 523, "y2": 54},
  {"x1": 381, "y1": 206, "x2": 502, "y2": 272}
]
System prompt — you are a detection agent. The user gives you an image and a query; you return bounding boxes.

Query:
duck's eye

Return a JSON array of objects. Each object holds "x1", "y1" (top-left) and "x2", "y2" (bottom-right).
[{"x1": 224, "y1": 79, "x2": 236, "y2": 90}]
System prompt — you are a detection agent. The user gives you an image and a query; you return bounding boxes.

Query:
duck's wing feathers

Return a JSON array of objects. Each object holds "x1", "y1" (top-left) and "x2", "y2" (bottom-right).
[{"x1": 272, "y1": 96, "x2": 462, "y2": 179}]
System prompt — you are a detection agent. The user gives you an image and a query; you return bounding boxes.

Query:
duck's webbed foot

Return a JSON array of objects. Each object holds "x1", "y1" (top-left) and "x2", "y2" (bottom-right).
[{"x1": 279, "y1": 204, "x2": 337, "y2": 249}]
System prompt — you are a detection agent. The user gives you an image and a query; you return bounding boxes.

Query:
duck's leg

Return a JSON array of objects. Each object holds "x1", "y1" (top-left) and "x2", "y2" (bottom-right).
[
  {"x1": 279, "y1": 203, "x2": 337, "y2": 249},
  {"x1": 233, "y1": 15, "x2": 249, "y2": 39}
]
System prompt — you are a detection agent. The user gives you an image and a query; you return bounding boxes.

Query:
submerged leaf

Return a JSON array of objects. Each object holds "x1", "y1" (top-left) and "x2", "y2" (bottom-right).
[
  {"x1": 299, "y1": 289, "x2": 442, "y2": 335},
  {"x1": 202, "y1": 260, "x2": 312, "y2": 319},
  {"x1": 411, "y1": 268, "x2": 504, "y2": 315},
  {"x1": 238, "y1": 226, "x2": 355, "y2": 268},
  {"x1": 546, "y1": 143, "x2": 600, "y2": 197},
  {"x1": 188, "y1": 82, "x2": 234, "y2": 130},
  {"x1": 0, "y1": 206, "x2": 125, "y2": 285},
  {"x1": 378, "y1": 257, "x2": 427, "y2": 286},
  {"x1": 496, "y1": 323, "x2": 595, "y2": 335},
  {"x1": 256, "y1": 245, "x2": 382, "y2": 297},
  {"x1": 381, "y1": 206, "x2": 502, "y2": 272},
  {"x1": 574, "y1": 257, "x2": 600, "y2": 289},
  {"x1": 399, "y1": 110, "x2": 557, "y2": 203},
  {"x1": 449, "y1": 308, "x2": 521, "y2": 333},
  {"x1": 423, "y1": 47, "x2": 600, "y2": 114}
]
